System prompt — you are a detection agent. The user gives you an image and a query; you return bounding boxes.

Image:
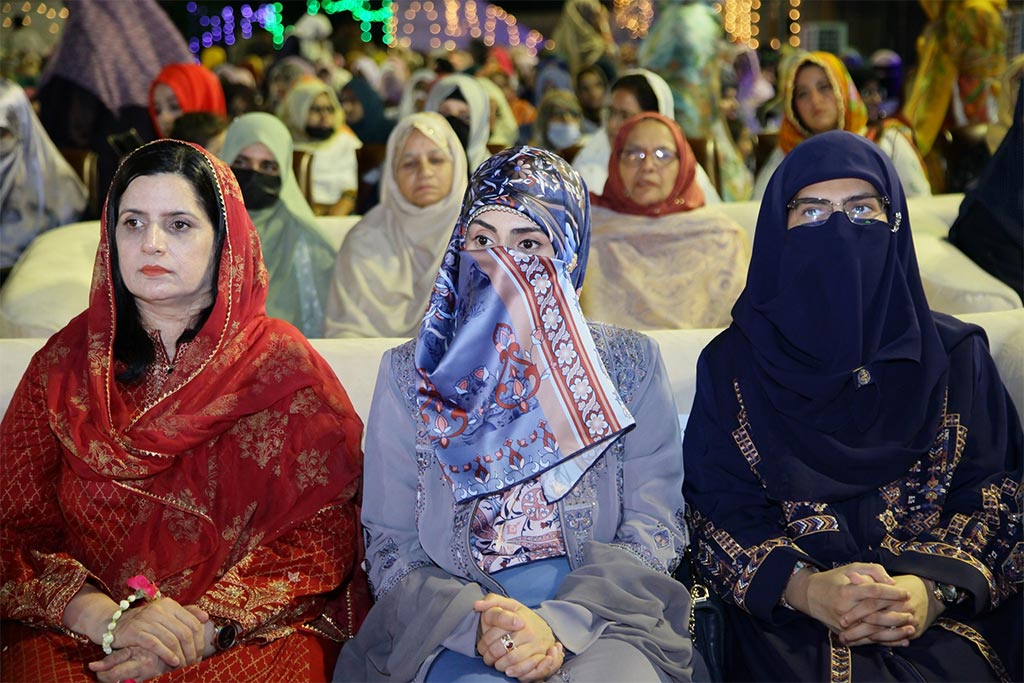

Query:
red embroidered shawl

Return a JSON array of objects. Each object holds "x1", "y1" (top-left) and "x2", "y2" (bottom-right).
[{"x1": 1, "y1": 141, "x2": 366, "y2": 654}]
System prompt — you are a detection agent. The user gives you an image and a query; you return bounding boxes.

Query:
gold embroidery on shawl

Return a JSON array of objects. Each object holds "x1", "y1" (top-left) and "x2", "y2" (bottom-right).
[
  {"x1": 828, "y1": 631, "x2": 852, "y2": 683},
  {"x1": 294, "y1": 449, "x2": 331, "y2": 491},
  {"x1": 289, "y1": 388, "x2": 320, "y2": 417},
  {"x1": 936, "y1": 618, "x2": 1011, "y2": 683},
  {"x1": 254, "y1": 334, "x2": 312, "y2": 385},
  {"x1": 164, "y1": 489, "x2": 205, "y2": 543},
  {"x1": 222, "y1": 502, "x2": 260, "y2": 544},
  {"x1": 231, "y1": 410, "x2": 289, "y2": 471},
  {"x1": 114, "y1": 481, "x2": 214, "y2": 525}
]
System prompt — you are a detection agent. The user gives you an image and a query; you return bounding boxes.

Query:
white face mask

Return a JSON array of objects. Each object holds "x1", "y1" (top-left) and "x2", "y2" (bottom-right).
[{"x1": 547, "y1": 121, "x2": 581, "y2": 150}]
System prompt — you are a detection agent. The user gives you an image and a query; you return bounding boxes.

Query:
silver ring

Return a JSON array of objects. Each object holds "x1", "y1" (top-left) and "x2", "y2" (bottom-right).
[{"x1": 500, "y1": 633, "x2": 516, "y2": 652}]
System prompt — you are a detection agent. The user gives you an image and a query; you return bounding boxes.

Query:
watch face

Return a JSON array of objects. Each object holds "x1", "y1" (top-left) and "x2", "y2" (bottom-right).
[
  {"x1": 935, "y1": 583, "x2": 958, "y2": 606},
  {"x1": 216, "y1": 623, "x2": 237, "y2": 651}
]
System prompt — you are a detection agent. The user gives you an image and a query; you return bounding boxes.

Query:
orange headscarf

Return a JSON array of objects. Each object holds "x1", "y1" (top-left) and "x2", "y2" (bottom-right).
[
  {"x1": 149, "y1": 63, "x2": 227, "y2": 136},
  {"x1": 591, "y1": 111, "x2": 705, "y2": 216},
  {"x1": 778, "y1": 51, "x2": 868, "y2": 154}
]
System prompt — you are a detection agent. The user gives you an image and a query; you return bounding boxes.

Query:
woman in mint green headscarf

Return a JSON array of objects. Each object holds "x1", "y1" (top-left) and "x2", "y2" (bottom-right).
[
  {"x1": 639, "y1": 0, "x2": 753, "y2": 201},
  {"x1": 220, "y1": 112, "x2": 336, "y2": 337}
]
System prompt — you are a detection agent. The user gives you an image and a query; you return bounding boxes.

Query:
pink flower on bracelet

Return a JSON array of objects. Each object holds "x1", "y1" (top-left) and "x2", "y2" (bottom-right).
[
  {"x1": 101, "y1": 576, "x2": 163, "y2": 654},
  {"x1": 126, "y1": 575, "x2": 161, "y2": 600}
]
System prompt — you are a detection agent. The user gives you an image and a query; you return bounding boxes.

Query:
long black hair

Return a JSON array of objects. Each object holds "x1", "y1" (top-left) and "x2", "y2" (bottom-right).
[{"x1": 106, "y1": 141, "x2": 226, "y2": 383}]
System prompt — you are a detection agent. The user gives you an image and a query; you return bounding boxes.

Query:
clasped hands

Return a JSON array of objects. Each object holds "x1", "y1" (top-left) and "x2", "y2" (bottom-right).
[
  {"x1": 86, "y1": 594, "x2": 214, "y2": 682},
  {"x1": 792, "y1": 562, "x2": 943, "y2": 647},
  {"x1": 475, "y1": 594, "x2": 565, "y2": 682}
]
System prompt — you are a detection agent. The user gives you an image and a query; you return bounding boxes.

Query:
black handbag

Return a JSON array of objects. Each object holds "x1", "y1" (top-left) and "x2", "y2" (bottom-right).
[{"x1": 677, "y1": 549, "x2": 727, "y2": 682}]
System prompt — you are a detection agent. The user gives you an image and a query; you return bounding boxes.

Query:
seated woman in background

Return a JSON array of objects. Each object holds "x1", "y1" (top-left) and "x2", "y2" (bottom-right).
[
  {"x1": 949, "y1": 86, "x2": 1023, "y2": 301},
  {"x1": 278, "y1": 78, "x2": 361, "y2": 216},
  {"x1": 531, "y1": 88, "x2": 587, "y2": 161},
  {"x1": 220, "y1": 112, "x2": 337, "y2": 337},
  {"x1": 335, "y1": 147, "x2": 701, "y2": 682},
  {"x1": 340, "y1": 75, "x2": 395, "y2": 146},
  {"x1": 0, "y1": 79, "x2": 87, "y2": 278},
  {"x1": 170, "y1": 111, "x2": 228, "y2": 156},
  {"x1": 477, "y1": 75, "x2": 521, "y2": 151},
  {"x1": 572, "y1": 69, "x2": 721, "y2": 202},
  {"x1": 263, "y1": 55, "x2": 316, "y2": 113},
  {"x1": 322, "y1": 112, "x2": 467, "y2": 339},
  {"x1": 425, "y1": 73, "x2": 492, "y2": 171},
  {"x1": 583, "y1": 112, "x2": 749, "y2": 330},
  {"x1": 753, "y1": 52, "x2": 931, "y2": 199},
  {"x1": 0, "y1": 140, "x2": 368, "y2": 682},
  {"x1": 149, "y1": 63, "x2": 227, "y2": 139},
  {"x1": 684, "y1": 131, "x2": 1022, "y2": 681}
]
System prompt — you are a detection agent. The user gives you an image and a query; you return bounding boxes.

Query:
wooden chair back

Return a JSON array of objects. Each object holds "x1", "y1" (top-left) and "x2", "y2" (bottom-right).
[
  {"x1": 754, "y1": 131, "x2": 778, "y2": 176},
  {"x1": 356, "y1": 143, "x2": 388, "y2": 212},
  {"x1": 59, "y1": 147, "x2": 100, "y2": 219},
  {"x1": 687, "y1": 136, "x2": 720, "y2": 197},
  {"x1": 292, "y1": 149, "x2": 315, "y2": 206}
]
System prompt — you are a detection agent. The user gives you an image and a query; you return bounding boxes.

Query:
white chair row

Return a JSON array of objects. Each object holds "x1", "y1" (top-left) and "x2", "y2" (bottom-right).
[
  {"x1": 3, "y1": 310, "x2": 1022, "y2": 431},
  {"x1": 1, "y1": 196, "x2": 1019, "y2": 339}
]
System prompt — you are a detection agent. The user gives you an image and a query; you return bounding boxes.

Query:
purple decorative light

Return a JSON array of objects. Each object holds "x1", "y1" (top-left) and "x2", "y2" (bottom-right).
[
  {"x1": 186, "y1": 1, "x2": 197, "y2": 12},
  {"x1": 241, "y1": 4, "x2": 252, "y2": 18}
]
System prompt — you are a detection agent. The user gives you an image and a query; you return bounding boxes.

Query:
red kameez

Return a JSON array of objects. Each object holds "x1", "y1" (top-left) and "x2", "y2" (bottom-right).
[{"x1": 0, "y1": 140, "x2": 369, "y2": 681}]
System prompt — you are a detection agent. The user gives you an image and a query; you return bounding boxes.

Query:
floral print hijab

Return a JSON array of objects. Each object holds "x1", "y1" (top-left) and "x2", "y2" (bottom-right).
[{"x1": 415, "y1": 147, "x2": 635, "y2": 503}]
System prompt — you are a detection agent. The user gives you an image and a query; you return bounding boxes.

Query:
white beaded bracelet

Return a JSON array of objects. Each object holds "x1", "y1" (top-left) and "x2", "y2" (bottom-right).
[{"x1": 101, "y1": 575, "x2": 162, "y2": 655}]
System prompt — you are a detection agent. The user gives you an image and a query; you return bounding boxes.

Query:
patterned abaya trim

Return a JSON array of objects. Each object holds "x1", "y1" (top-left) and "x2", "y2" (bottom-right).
[
  {"x1": 376, "y1": 561, "x2": 432, "y2": 601},
  {"x1": 687, "y1": 507, "x2": 798, "y2": 611},
  {"x1": 936, "y1": 618, "x2": 1011, "y2": 683},
  {"x1": 828, "y1": 631, "x2": 852, "y2": 683},
  {"x1": 880, "y1": 535, "x2": 997, "y2": 597}
]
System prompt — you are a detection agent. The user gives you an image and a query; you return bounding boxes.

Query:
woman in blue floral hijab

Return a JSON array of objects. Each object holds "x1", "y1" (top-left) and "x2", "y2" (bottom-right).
[{"x1": 336, "y1": 147, "x2": 703, "y2": 683}]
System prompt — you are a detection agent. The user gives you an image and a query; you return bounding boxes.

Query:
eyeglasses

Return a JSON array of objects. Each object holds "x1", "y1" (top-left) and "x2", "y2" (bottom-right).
[
  {"x1": 621, "y1": 147, "x2": 679, "y2": 167},
  {"x1": 308, "y1": 105, "x2": 336, "y2": 116},
  {"x1": 786, "y1": 195, "x2": 889, "y2": 228}
]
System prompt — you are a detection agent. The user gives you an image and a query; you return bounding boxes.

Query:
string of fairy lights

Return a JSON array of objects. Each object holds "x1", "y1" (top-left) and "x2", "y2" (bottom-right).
[
  {"x1": 714, "y1": 0, "x2": 800, "y2": 50},
  {"x1": 1, "y1": 1, "x2": 68, "y2": 33},
  {"x1": 1, "y1": 1, "x2": 806, "y2": 57}
]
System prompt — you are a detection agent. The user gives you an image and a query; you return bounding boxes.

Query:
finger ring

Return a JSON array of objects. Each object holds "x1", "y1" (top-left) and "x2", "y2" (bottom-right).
[{"x1": 500, "y1": 633, "x2": 516, "y2": 652}]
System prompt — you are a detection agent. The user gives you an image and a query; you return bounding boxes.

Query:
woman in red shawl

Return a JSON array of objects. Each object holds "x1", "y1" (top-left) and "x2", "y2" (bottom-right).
[
  {"x1": 582, "y1": 111, "x2": 749, "y2": 329},
  {"x1": 150, "y1": 64, "x2": 227, "y2": 138},
  {"x1": 0, "y1": 140, "x2": 367, "y2": 682}
]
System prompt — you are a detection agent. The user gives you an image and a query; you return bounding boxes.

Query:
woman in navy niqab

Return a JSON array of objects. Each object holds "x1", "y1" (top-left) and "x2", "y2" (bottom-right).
[
  {"x1": 732, "y1": 129, "x2": 953, "y2": 501},
  {"x1": 684, "y1": 130, "x2": 1022, "y2": 681}
]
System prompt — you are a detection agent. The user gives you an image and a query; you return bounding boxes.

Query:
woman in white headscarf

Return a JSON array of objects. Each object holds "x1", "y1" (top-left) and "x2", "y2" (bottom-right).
[
  {"x1": 425, "y1": 73, "x2": 491, "y2": 170},
  {"x1": 277, "y1": 78, "x2": 362, "y2": 215},
  {"x1": 477, "y1": 75, "x2": 520, "y2": 149},
  {"x1": 0, "y1": 79, "x2": 87, "y2": 273},
  {"x1": 322, "y1": 112, "x2": 468, "y2": 338},
  {"x1": 398, "y1": 68, "x2": 437, "y2": 120},
  {"x1": 220, "y1": 112, "x2": 336, "y2": 337},
  {"x1": 571, "y1": 69, "x2": 720, "y2": 202}
]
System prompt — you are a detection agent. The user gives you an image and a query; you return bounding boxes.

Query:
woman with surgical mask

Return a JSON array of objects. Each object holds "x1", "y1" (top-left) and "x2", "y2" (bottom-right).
[
  {"x1": 532, "y1": 88, "x2": 587, "y2": 159},
  {"x1": 277, "y1": 78, "x2": 362, "y2": 216},
  {"x1": 220, "y1": 112, "x2": 336, "y2": 337}
]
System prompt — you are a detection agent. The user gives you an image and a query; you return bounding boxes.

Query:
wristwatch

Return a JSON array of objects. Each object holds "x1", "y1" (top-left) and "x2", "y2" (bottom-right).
[
  {"x1": 931, "y1": 581, "x2": 962, "y2": 608},
  {"x1": 213, "y1": 620, "x2": 238, "y2": 651}
]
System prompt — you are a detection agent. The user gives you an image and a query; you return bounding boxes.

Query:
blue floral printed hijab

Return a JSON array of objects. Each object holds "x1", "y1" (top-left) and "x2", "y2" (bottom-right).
[{"x1": 416, "y1": 146, "x2": 635, "y2": 503}]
